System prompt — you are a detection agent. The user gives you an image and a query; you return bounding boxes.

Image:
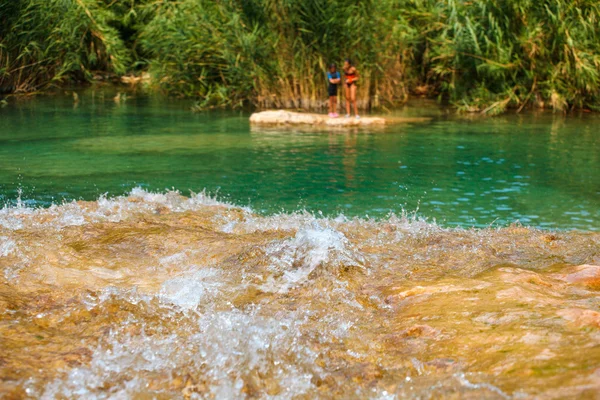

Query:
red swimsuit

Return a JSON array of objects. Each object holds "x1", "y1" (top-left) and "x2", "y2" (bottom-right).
[{"x1": 345, "y1": 68, "x2": 358, "y2": 87}]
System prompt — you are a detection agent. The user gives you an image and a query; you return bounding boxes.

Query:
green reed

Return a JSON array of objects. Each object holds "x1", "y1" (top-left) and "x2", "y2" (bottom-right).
[
  {"x1": 0, "y1": 0, "x2": 131, "y2": 93},
  {"x1": 137, "y1": 0, "x2": 405, "y2": 110},
  {"x1": 2, "y1": 0, "x2": 600, "y2": 113},
  {"x1": 412, "y1": 0, "x2": 600, "y2": 114}
]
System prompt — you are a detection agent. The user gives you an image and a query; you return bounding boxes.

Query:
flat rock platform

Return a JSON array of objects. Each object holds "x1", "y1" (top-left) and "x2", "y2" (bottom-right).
[{"x1": 249, "y1": 110, "x2": 430, "y2": 128}]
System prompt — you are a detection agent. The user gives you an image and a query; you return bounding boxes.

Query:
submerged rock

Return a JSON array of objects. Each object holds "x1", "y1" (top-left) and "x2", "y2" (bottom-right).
[
  {"x1": 557, "y1": 308, "x2": 600, "y2": 328},
  {"x1": 2, "y1": 189, "x2": 600, "y2": 399},
  {"x1": 552, "y1": 264, "x2": 600, "y2": 290}
]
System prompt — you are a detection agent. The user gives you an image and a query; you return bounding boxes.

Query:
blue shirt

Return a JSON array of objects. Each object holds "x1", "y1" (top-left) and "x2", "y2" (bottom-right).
[{"x1": 327, "y1": 71, "x2": 341, "y2": 85}]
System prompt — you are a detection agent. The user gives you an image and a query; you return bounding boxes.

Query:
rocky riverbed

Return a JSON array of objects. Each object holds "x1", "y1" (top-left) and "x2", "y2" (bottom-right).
[{"x1": 1, "y1": 189, "x2": 599, "y2": 398}]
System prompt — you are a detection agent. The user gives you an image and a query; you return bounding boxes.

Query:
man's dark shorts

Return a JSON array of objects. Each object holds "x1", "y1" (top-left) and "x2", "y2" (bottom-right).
[{"x1": 328, "y1": 84, "x2": 338, "y2": 97}]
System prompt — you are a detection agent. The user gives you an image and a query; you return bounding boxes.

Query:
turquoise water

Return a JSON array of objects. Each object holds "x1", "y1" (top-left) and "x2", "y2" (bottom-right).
[{"x1": 0, "y1": 89, "x2": 598, "y2": 230}]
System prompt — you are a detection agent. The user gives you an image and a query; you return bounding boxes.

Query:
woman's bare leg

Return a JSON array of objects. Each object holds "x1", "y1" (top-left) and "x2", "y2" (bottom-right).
[
  {"x1": 351, "y1": 85, "x2": 358, "y2": 116},
  {"x1": 345, "y1": 85, "x2": 351, "y2": 116}
]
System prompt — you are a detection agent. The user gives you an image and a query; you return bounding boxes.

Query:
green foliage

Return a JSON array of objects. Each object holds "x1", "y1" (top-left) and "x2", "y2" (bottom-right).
[
  {"x1": 2, "y1": 0, "x2": 600, "y2": 113},
  {"x1": 138, "y1": 0, "x2": 408, "y2": 109},
  {"x1": 138, "y1": 0, "x2": 272, "y2": 107},
  {"x1": 0, "y1": 0, "x2": 131, "y2": 93},
  {"x1": 402, "y1": 0, "x2": 600, "y2": 113}
]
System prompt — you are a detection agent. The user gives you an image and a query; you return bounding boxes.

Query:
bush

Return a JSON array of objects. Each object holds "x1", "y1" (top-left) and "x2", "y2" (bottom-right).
[
  {"x1": 138, "y1": 0, "x2": 410, "y2": 109},
  {"x1": 0, "y1": 0, "x2": 130, "y2": 93},
  {"x1": 2, "y1": 0, "x2": 600, "y2": 113},
  {"x1": 406, "y1": 0, "x2": 600, "y2": 113}
]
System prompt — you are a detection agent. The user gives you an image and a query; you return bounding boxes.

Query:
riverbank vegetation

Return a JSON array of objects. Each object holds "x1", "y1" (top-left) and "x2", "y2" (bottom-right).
[{"x1": 2, "y1": 0, "x2": 600, "y2": 114}]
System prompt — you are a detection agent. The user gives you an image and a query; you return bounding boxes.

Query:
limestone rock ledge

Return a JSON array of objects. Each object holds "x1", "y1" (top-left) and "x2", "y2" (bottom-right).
[{"x1": 250, "y1": 110, "x2": 429, "y2": 127}]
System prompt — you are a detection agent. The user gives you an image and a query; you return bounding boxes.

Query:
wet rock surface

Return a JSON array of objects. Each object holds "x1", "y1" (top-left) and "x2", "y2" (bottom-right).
[
  {"x1": 0, "y1": 190, "x2": 599, "y2": 398},
  {"x1": 249, "y1": 110, "x2": 430, "y2": 128}
]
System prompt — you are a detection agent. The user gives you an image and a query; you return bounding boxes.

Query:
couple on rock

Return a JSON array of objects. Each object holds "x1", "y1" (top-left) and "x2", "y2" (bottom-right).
[{"x1": 327, "y1": 59, "x2": 359, "y2": 119}]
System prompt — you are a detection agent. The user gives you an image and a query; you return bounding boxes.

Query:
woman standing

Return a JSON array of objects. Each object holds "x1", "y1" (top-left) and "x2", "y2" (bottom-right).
[{"x1": 343, "y1": 59, "x2": 359, "y2": 119}]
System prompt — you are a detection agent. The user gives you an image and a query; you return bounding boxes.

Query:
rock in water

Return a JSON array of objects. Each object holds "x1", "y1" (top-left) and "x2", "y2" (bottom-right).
[{"x1": 249, "y1": 110, "x2": 429, "y2": 128}]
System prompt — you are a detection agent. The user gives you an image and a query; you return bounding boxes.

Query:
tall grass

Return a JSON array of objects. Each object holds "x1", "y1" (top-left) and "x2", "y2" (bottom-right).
[
  {"x1": 405, "y1": 0, "x2": 600, "y2": 113},
  {"x1": 0, "y1": 0, "x2": 130, "y2": 93},
  {"x1": 2, "y1": 0, "x2": 600, "y2": 113},
  {"x1": 138, "y1": 0, "x2": 408, "y2": 110}
]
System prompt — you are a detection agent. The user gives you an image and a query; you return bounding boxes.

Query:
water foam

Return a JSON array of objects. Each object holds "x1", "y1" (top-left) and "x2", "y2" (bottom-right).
[
  {"x1": 40, "y1": 307, "x2": 319, "y2": 400},
  {"x1": 159, "y1": 268, "x2": 221, "y2": 310},
  {"x1": 0, "y1": 237, "x2": 16, "y2": 257},
  {"x1": 261, "y1": 223, "x2": 365, "y2": 293},
  {"x1": 0, "y1": 188, "x2": 245, "y2": 231}
]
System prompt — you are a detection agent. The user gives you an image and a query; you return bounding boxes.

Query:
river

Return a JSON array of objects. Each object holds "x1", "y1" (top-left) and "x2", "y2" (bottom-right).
[{"x1": 0, "y1": 90, "x2": 599, "y2": 398}]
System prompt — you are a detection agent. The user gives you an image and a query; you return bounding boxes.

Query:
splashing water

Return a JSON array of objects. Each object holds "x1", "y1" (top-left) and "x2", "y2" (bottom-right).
[{"x1": 1, "y1": 189, "x2": 599, "y2": 399}]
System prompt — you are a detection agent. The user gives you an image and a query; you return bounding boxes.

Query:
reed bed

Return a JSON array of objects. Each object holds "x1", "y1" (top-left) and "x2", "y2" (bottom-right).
[
  {"x1": 2, "y1": 0, "x2": 600, "y2": 113},
  {"x1": 0, "y1": 0, "x2": 129, "y2": 93}
]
